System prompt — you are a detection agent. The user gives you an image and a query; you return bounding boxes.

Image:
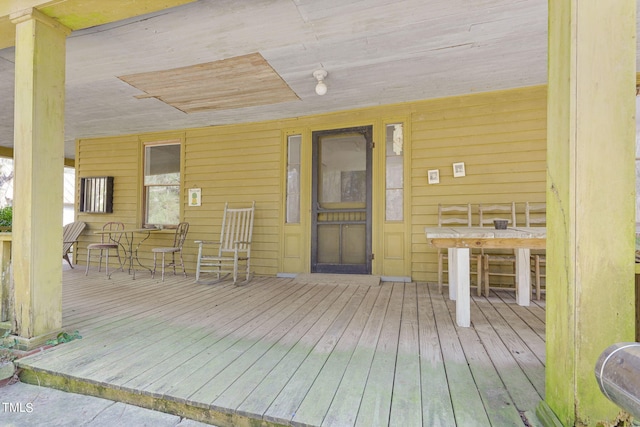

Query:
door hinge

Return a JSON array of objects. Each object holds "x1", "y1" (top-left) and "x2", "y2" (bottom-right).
[
  {"x1": 369, "y1": 141, "x2": 375, "y2": 149},
  {"x1": 370, "y1": 253, "x2": 375, "y2": 260}
]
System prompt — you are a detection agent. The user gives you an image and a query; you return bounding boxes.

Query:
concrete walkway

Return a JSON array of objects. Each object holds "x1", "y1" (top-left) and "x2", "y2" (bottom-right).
[{"x1": 0, "y1": 381, "x2": 218, "y2": 426}]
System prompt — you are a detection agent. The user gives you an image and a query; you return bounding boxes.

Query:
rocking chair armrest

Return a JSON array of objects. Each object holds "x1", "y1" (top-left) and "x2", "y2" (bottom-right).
[{"x1": 194, "y1": 240, "x2": 220, "y2": 245}]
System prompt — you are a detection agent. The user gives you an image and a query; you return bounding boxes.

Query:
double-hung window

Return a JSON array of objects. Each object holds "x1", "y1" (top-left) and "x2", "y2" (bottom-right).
[{"x1": 144, "y1": 142, "x2": 181, "y2": 226}]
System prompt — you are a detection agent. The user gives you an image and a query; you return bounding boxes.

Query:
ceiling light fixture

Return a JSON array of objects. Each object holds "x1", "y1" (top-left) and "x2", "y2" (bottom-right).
[{"x1": 313, "y1": 69, "x2": 328, "y2": 96}]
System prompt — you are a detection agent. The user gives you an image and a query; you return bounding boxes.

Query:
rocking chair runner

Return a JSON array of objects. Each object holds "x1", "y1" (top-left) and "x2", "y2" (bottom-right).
[{"x1": 195, "y1": 201, "x2": 255, "y2": 285}]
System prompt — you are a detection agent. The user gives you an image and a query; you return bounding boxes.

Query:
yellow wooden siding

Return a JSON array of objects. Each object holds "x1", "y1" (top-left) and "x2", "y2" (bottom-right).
[
  {"x1": 75, "y1": 134, "x2": 140, "y2": 269},
  {"x1": 75, "y1": 85, "x2": 546, "y2": 281},
  {"x1": 76, "y1": 124, "x2": 282, "y2": 277},
  {"x1": 184, "y1": 125, "x2": 281, "y2": 275},
  {"x1": 410, "y1": 85, "x2": 547, "y2": 282}
]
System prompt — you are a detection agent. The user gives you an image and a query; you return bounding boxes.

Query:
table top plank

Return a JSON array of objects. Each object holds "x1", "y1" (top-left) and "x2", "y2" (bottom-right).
[
  {"x1": 425, "y1": 226, "x2": 546, "y2": 237},
  {"x1": 428, "y1": 237, "x2": 545, "y2": 250},
  {"x1": 425, "y1": 226, "x2": 546, "y2": 249}
]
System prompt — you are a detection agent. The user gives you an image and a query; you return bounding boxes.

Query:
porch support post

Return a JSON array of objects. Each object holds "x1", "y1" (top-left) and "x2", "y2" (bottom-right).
[
  {"x1": 10, "y1": 8, "x2": 70, "y2": 348},
  {"x1": 542, "y1": 1, "x2": 636, "y2": 426}
]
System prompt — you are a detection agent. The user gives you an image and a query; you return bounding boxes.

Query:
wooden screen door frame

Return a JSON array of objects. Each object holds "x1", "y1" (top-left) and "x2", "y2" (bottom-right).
[{"x1": 311, "y1": 125, "x2": 373, "y2": 274}]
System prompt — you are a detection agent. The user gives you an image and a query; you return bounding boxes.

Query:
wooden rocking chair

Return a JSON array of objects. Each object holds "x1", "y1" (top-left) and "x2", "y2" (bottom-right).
[{"x1": 195, "y1": 201, "x2": 255, "y2": 285}]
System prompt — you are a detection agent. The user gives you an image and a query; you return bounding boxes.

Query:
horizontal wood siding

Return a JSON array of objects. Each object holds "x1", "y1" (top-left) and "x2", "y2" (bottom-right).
[
  {"x1": 76, "y1": 124, "x2": 282, "y2": 277},
  {"x1": 410, "y1": 86, "x2": 547, "y2": 282},
  {"x1": 75, "y1": 85, "x2": 546, "y2": 281},
  {"x1": 183, "y1": 124, "x2": 281, "y2": 275},
  {"x1": 75, "y1": 134, "x2": 140, "y2": 269}
]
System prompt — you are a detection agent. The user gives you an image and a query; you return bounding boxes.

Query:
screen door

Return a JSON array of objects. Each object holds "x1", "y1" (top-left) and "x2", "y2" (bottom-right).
[{"x1": 311, "y1": 126, "x2": 372, "y2": 274}]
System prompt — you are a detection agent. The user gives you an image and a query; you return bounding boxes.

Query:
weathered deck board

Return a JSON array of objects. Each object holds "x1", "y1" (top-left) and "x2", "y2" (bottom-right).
[
  {"x1": 418, "y1": 284, "x2": 456, "y2": 427},
  {"x1": 212, "y1": 284, "x2": 351, "y2": 413},
  {"x1": 489, "y1": 293, "x2": 546, "y2": 363},
  {"x1": 491, "y1": 289, "x2": 546, "y2": 340},
  {"x1": 128, "y1": 283, "x2": 335, "y2": 394},
  {"x1": 27, "y1": 278, "x2": 290, "y2": 374},
  {"x1": 432, "y1": 288, "x2": 491, "y2": 426},
  {"x1": 320, "y1": 284, "x2": 392, "y2": 427},
  {"x1": 473, "y1": 296, "x2": 546, "y2": 397},
  {"x1": 452, "y1": 297, "x2": 530, "y2": 426},
  {"x1": 101, "y1": 279, "x2": 314, "y2": 388},
  {"x1": 61, "y1": 272, "x2": 235, "y2": 335},
  {"x1": 133, "y1": 279, "x2": 302, "y2": 396},
  {"x1": 354, "y1": 282, "x2": 403, "y2": 427},
  {"x1": 263, "y1": 286, "x2": 370, "y2": 424},
  {"x1": 388, "y1": 283, "x2": 422, "y2": 427},
  {"x1": 16, "y1": 269, "x2": 546, "y2": 427},
  {"x1": 291, "y1": 285, "x2": 381, "y2": 426},
  {"x1": 183, "y1": 282, "x2": 332, "y2": 404},
  {"x1": 122, "y1": 280, "x2": 298, "y2": 393},
  {"x1": 236, "y1": 284, "x2": 360, "y2": 419}
]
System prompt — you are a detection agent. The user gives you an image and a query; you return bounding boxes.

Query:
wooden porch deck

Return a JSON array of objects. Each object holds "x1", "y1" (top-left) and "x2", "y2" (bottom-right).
[{"x1": 17, "y1": 268, "x2": 545, "y2": 427}]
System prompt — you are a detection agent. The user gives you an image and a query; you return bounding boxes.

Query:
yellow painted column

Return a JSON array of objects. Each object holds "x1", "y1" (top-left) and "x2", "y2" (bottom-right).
[
  {"x1": 10, "y1": 8, "x2": 70, "y2": 347},
  {"x1": 542, "y1": 1, "x2": 636, "y2": 426}
]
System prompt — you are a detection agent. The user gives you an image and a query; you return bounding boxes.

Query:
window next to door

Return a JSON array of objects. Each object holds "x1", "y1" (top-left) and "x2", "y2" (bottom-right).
[
  {"x1": 286, "y1": 134, "x2": 302, "y2": 223},
  {"x1": 144, "y1": 141, "x2": 181, "y2": 226},
  {"x1": 386, "y1": 123, "x2": 404, "y2": 221}
]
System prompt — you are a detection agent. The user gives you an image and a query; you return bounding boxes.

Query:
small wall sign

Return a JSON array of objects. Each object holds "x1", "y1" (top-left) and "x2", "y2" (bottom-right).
[
  {"x1": 428, "y1": 169, "x2": 440, "y2": 184},
  {"x1": 453, "y1": 162, "x2": 466, "y2": 178},
  {"x1": 189, "y1": 188, "x2": 201, "y2": 206}
]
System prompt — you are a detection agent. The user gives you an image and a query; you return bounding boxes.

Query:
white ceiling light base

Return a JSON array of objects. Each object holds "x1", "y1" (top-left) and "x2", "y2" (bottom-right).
[{"x1": 313, "y1": 69, "x2": 328, "y2": 95}]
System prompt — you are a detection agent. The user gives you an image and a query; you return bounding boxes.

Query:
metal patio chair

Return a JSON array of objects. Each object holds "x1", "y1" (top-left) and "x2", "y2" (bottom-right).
[
  {"x1": 195, "y1": 201, "x2": 255, "y2": 285},
  {"x1": 86, "y1": 222, "x2": 124, "y2": 276},
  {"x1": 152, "y1": 222, "x2": 189, "y2": 281}
]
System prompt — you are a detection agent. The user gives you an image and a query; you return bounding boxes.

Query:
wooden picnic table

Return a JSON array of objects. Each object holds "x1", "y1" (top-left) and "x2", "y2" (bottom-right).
[{"x1": 425, "y1": 226, "x2": 546, "y2": 327}]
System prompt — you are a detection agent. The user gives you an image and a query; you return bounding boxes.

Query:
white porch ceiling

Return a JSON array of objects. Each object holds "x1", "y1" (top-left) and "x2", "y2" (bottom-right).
[{"x1": 0, "y1": 0, "x2": 620, "y2": 159}]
